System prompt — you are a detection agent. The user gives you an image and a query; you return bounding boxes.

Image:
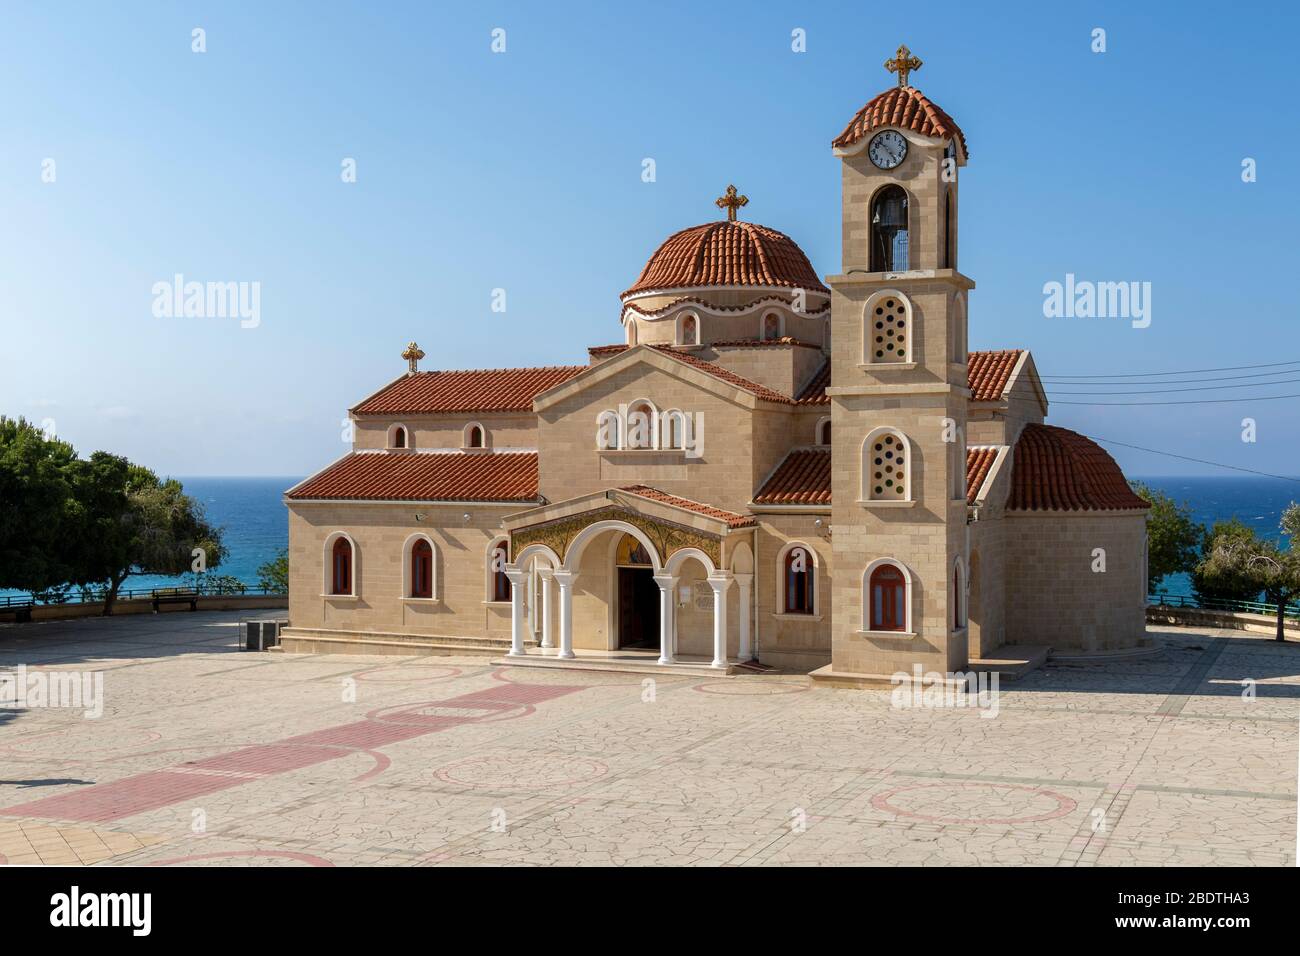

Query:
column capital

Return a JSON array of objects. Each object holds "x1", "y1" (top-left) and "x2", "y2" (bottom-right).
[
  {"x1": 504, "y1": 566, "x2": 527, "y2": 585},
  {"x1": 732, "y1": 572, "x2": 753, "y2": 586},
  {"x1": 706, "y1": 571, "x2": 734, "y2": 593},
  {"x1": 651, "y1": 572, "x2": 679, "y2": 589},
  {"x1": 551, "y1": 568, "x2": 576, "y2": 586},
  {"x1": 538, "y1": 567, "x2": 554, "y2": 581}
]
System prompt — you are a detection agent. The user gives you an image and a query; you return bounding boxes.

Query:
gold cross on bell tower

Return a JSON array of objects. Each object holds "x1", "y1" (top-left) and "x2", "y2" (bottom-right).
[
  {"x1": 715, "y1": 184, "x2": 748, "y2": 222},
  {"x1": 885, "y1": 44, "x2": 923, "y2": 88},
  {"x1": 401, "y1": 341, "x2": 425, "y2": 375}
]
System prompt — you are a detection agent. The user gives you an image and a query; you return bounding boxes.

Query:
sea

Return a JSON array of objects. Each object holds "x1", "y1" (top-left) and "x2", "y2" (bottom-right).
[{"x1": 3, "y1": 474, "x2": 1297, "y2": 602}]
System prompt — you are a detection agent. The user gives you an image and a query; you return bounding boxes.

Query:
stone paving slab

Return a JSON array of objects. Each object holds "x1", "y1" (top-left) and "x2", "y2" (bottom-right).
[{"x1": 0, "y1": 612, "x2": 1295, "y2": 866}]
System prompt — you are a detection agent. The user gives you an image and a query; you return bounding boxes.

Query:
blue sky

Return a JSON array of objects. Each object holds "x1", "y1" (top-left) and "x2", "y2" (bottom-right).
[{"x1": 3, "y1": 0, "x2": 1298, "y2": 479}]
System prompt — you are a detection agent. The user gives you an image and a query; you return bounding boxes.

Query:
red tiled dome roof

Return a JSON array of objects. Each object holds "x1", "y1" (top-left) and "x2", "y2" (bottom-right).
[
  {"x1": 832, "y1": 86, "x2": 967, "y2": 157},
  {"x1": 1007, "y1": 425, "x2": 1148, "y2": 512},
  {"x1": 622, "y1": 221, "x2": 829, "y2": 298}
]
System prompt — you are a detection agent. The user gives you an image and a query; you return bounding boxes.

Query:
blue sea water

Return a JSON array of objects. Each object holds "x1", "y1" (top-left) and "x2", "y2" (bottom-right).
[{"x1": 3, "y1": 474, "x2": 1297, "y2": 602}]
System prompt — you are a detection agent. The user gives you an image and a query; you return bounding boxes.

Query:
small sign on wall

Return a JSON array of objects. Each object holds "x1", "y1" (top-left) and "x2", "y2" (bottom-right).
[{"x1": 692, "y1": 582, "x2": 714, "y2": 612}]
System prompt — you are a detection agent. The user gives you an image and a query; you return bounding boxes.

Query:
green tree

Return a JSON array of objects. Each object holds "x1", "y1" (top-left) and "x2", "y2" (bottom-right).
[
  {"x1": 1199, "y1": 503, "x2": 1300, "y2": 641},
  {"x1": 1191, "y1": 518, "x2": 1263, "y2": 605},
  {"x1": 1132, "y1": 482, "x2": 1202, "y2": 594},
  {"x1": 74, "y1": 462, "x2": 227, "y2": 615},
  {"x1": 257, "y1": 548, "x2": 289, "y2": 595},
  {"x1": 0, "y1": 417, "x2": 80, "y2": 593}
]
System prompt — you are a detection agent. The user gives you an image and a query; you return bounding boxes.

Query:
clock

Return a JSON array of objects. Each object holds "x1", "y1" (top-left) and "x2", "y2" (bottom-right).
[{"x1": 868, "y1": 130, "x2": 908, "y2": 170}]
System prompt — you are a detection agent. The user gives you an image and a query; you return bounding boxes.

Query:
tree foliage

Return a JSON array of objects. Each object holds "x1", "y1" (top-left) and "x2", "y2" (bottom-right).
[
  {"x1": 1132, "y1": 482, "x2": 1202, "y2": 593},
  {"x1": 257, "y1": 548, "x2": 289, "y2": 595},
  {"x1": 1197, "y1": 503, "x2": 1300, "y2": 641}
]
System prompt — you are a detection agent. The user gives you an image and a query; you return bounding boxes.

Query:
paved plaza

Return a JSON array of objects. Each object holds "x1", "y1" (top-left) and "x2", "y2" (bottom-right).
[{"x1": 0, "y1": 611, "x2": 1295, "y2": 866}]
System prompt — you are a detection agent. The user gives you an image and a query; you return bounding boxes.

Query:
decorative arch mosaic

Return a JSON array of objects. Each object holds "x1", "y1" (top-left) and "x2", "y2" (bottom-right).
[{"x1": 510, "y1": 506, "x2": 722, "y2": 567}]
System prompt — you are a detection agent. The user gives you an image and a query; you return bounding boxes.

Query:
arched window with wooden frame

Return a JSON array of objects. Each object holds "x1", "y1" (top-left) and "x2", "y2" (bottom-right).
[
  {"x1": 864, "y1": 559, "x2": 910, "y2": 633},
  {"x1": 780, "y1": 541, "x2": 817, "y2": 615},
  {"x1": 487, "y1": 538, "x2": 511, "y2": 603},
  {"x1": 465, "y1": 422, "x2": 486, "y2": 449},
  {"x1": 390, "y1": 424, "x2": 408, "y2": 449},
  {"x1": 409, "y1": 537, "x2": 434, "y2": 599},
  {"x1": 330, "y1": 536, "x2": 354, "y2": 596},
  {"x1": 870, "y1": 184, "x2": 909, "y2": 272}
]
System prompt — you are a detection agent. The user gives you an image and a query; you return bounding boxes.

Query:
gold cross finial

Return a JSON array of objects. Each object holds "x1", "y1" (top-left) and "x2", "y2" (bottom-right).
[
  {"x1": 885, "y1": 44, "x2": 922, "y2": 88},
  {"x1": 715, "y1": 184, "x2": 748, "y2": 222},
  {"x1": 401, "y1": 341, "x2": 425, "y2": 375}
]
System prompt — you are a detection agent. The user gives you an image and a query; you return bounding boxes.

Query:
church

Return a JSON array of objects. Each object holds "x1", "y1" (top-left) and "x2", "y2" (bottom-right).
[{"x1": 281, "y1": 47, "x2": 1150, "y2": 684}]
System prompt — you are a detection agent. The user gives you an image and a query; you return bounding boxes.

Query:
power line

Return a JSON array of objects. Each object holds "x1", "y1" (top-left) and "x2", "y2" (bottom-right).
[
  {"x1": 1084, "y1": 434, "x2": 1300, "y2": 486},
  {"x1": 1041, "y1": 359, "x2": 1300, "y2": 380},
  {"x1": 1049, "y1": 376, "x2": 1300, "y2": 396},
  {"x1": 1042, "y1": 367, "x2": 1300, "y2": 387},
  {"x1": 1001, "y1": 390, "x2": 1300, "y2": 407}
]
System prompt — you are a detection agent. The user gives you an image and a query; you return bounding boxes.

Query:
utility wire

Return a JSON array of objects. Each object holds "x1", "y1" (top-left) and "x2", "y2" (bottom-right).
[
  {"x1": 1041, "y1": 359, "x2": 1300, "y2": 380},
  {"x1": 1049, "y1": 377, "x2": 1300, "y2": 396},
  {"x1": 1084, "y1": 434, "x2": 1300, "y2": 486}
]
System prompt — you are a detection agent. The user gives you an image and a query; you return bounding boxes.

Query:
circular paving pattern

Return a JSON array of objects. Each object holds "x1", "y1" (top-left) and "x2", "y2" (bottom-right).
[
  {"x1": 693, "y1": 680, "x2": 809, "y2": 696},
  {"x1": 148, "y1": 849, "x2": 335, "y2": 867},
  {"x1": 494, "y1": 666, "x2": 690, "y2": 688},
  {"x1": 871, "y1": 782, "x2": 1077, "y2": 825},
  {"x1": 434, "y1": 752, "x2": 609, "y2": 790},
  {"x1": 353, "y1": 664, "x2": 461, "y2": 683}
]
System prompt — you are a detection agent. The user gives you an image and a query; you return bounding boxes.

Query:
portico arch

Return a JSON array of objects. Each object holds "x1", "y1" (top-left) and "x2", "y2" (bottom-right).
[{"x1": 561, "y1": 519, "x2": 664, "y2": 572}]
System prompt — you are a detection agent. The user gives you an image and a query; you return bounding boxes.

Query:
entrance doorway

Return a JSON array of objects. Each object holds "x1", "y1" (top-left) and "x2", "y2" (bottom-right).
[
  {"x1": 617, "y1": 567, "x2": 660, "y2": 649},
  {"x1": 614, "y1": 534, "x2": 660, "y2": 650}
]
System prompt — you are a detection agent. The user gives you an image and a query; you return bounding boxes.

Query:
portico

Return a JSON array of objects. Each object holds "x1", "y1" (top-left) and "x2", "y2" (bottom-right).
[{"x1": 502, "y1": 487, "x2": 755, "y2": 670}]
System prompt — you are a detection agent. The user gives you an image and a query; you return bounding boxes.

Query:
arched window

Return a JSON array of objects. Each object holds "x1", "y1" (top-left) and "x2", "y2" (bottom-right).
[
  {"x1": 465, "y1": 423, "x2": 485, "y2": 449},
  {"x1": 863, "y1": 428, "x2": 911, "y2": 502},
  {"x1": 662, "y1": 409, "x2": 687, "y2": 449},
  {"x1": 815, "y1": 417, "x2": 831, "y2": 446},
  {"x1": 762, "y1": 312, "x2": 781, "y2": 341},
  {"x1": 596, "y1": 410, "x2": 622, "y2": 450},
  {"x1": 781, "y1": 543, "x2": 816, "y2": 615},
  {"x1": 870, "y1": 185, "x2": 909, "y2": 272},
  {"x1": 330, "y1": 537, "x2": 353, "y2": 596},
  {"x1": 864, "y1": 291, "x2": 911, "y2": 364},
  {"x1": 944, "y1": 189, "x2": 956, "y2": 271},
  {"x1": 627, "y1": 320, "x2": 638, "y2": 346},
  {"x1": 952, "y1": 558, "x2": 966, "y2": 630},
  {"x1": 410, "y1": 538, "x2": 434, "y2": 599},
  {"x1": 867, "y1": 562, "x2": 907, "y2": 632},
  {"x1": 488, "y1": 539, "x2": 511, "y2": 602},
  {"x1": 392, "y1": 425, "x2": 407, "y2": 449},
  {"x1": 626, "y1": 400, "x2": 657, "y2": 449},
  {"x1": 679, "y1": 313, "x2": 699, "y2": 346}
]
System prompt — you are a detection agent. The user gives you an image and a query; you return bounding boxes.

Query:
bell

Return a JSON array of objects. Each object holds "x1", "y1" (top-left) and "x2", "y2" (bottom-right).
[{"x1": 873, "y1": 198, "x2": 908, "y2": 228}]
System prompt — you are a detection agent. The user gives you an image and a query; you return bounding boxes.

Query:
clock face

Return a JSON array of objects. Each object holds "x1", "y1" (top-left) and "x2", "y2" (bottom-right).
[{"x1": 868, "y1": 130, "x2": 908, "y2": 170}]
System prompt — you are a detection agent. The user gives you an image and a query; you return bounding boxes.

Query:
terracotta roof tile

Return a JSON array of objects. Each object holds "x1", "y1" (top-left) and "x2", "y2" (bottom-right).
[
  {"x1": 795, "y1": 361, "x2": 831, "y2": 405},
  {"x1": 623, "y1": 221, "x2": 828, "y2": 298},
  {"x1": 832, "y1": 86, "x2": 968, "y2": 156},
  {"x1": 618, "y1": 485, "x2": 755, "y2": 528},
  {"x1": 647, "y1": 346, "x2": 795, "y2": 404},
  {"x1": 287, "y1": 451, "x2": 539, "y2": 502},
  {"x1": 753, "y1": 448, "x2": 832, "y2": 505},
  {"x1": 711, "y1": 337, "x2": 823, "y2": 349},
  {"x1": 967, "y1": 349, "x2": 1023, "y2": 401},
  {"x1": 353, "y1": 366, "x2": 586, "y2": 416},
  {"x1": 1007, "y1": 424, "x2": 1147, "y2": 512},
  {"x1": 965, "y1": 446, "x2": 998, "y2": 505},
  {"x1": 588, "y1": 344, "x2": 628, "y2": 357}
]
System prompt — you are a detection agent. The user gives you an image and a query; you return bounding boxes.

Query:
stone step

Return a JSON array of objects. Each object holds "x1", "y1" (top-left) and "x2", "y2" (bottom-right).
[
  {"x1": 490, "y1": 653, "x2": 736, "y2": 678},
  {"x1": 278, "y1": 626, "x2": 537, "y2": 658}
]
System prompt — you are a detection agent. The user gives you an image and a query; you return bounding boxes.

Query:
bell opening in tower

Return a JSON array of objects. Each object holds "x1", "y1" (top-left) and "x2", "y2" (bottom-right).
[{"x1": 870, "y1": 185, "x2": 909, "y2": 272}]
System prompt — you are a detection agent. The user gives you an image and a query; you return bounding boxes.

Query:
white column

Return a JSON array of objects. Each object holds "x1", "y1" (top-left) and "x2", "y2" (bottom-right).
[
  {"x1": 553, "y1": 569, "x2": 575, "y2": 660},
  {"x1": 653, "y1": 573, "x2": 678, "y2": 665},
  {"x1": 734, "y1": 572, "x2": 753, "y2": 662},
  {"x1": 708, "y1": 572, "x2": 734, "y2": 669},
  {"x1": 538, "y1": 568, "x2": 554, "y2": 649},
  {"x1": 506, "y1": 567, "x2": 527, "y2": 657}
]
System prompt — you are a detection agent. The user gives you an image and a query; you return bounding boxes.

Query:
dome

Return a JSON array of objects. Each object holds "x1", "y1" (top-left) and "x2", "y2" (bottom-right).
[
  {"x1": 622, "y1": 220, "x2": 829, "y2": 299},
  {"x1": 832, "y1": 85, "x2": 967, "y2": 156},
  {"x1": 1007, "y1": 425, "x2": 1148, "y2": 512}
]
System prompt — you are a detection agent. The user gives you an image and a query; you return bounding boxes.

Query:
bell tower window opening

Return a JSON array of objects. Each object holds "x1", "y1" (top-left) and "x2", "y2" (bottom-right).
[{"x1": 870, "y1": 185, "x2": 909, "y2": 273}]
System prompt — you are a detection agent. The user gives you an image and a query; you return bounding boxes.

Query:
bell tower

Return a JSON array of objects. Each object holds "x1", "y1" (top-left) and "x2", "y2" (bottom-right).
[{"x1": 825, "y1": 46, "x2": 976, "y2": 679}]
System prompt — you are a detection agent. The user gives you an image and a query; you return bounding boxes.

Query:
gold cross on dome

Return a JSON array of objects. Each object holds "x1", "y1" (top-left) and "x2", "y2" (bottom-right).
[
  {"x1": 401, "y1": 341, "x2": 425, "y2": 374},
  {"x1": 885, "y1": 44, "x2": 923, "y2": 88},
  {"x1": 715, "y1": 184, "x2": 748, "y2": 222}
]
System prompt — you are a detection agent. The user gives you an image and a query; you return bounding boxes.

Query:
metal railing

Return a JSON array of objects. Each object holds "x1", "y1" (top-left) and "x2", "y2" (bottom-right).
[
  {"x1": 1148, "y1": 592, "x2": 1300, "y2": 620},
  {"x1": 1, "y1": 583, "x2": 285, "y2": 609}
]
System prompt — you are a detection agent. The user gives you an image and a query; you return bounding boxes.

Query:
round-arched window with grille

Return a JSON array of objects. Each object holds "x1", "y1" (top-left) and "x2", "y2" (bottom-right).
[
  {"x1": 870, "y1": 433, "x2": 907, "y2": 500},
  {"x1": 871, "y1": 297, "x2": 908, "y2": 362}
]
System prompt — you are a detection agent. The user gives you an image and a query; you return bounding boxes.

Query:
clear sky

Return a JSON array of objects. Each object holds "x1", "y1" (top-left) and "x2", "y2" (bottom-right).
[{"x1": 3, "y1": 1, "x2": 1298, "y2": 479}]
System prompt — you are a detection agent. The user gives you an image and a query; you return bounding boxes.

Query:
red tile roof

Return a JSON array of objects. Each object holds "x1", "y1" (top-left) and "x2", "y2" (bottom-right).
[
  {"x1": 1007, "y1": 425, "x2": 1147, "y2": 512},
  {"x1": 795, "y1": 361, "x2": 831, "y2": 405},
  {"x1": 287, "y1": 451, "x2": 539, "y2": 502},
  {"x1": 753, "y1": 448, "x2": 832, "y2": 505},
  {"x1": 965, "y1": 446, "x2": 999, "y2": 505},
  {"x1": 832, "y1": 86, "x2": 968, "y2": 156},
  {"x1": 623, "y1": 221, "x2": 829, "y2": 297},
  {"x1": 711, "y1": 336, "x2": 823, "y2": 349},
  {"x1": 646, "y1": 346, "x2": 796, "y2": 404},
  {"x1": 618, "y1": 485, "x2": 755, "y2": 528},
  {"x1": 967, "y1": 349, "x2": 1023, "y2": 401},
  {"x1": 353, "y1": 366, "x2": 586, "y2": 415}
]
